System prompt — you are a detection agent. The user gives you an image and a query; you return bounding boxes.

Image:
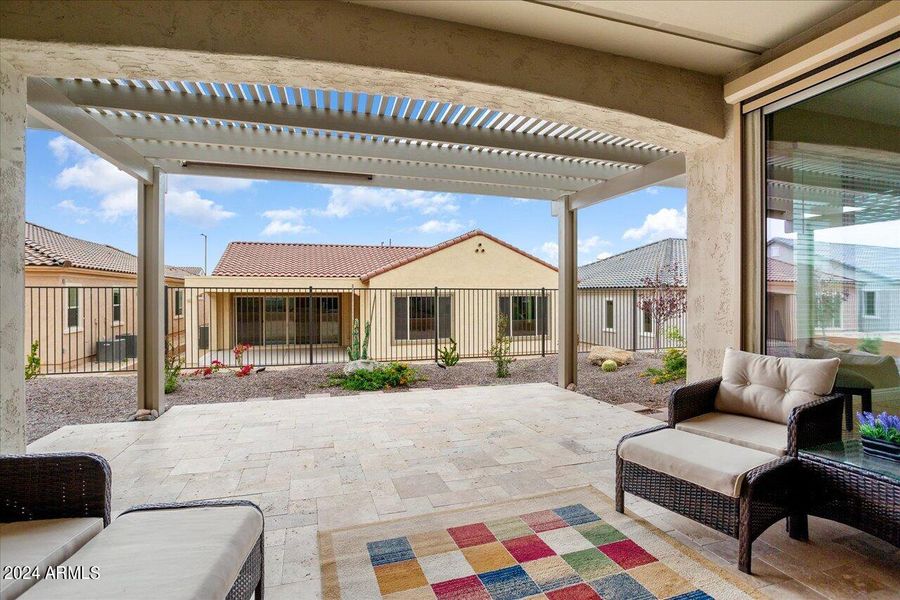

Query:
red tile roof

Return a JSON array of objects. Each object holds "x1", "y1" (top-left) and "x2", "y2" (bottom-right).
[
  {"x1": 212, "y1": 230, "x2": 556, "y2": 279},
  {"x1": 766, "y1": 257, "x2": 854, "y2": 283},
  {"x1": 25, "y1": 222, "x2": 197, "y2": 280}
]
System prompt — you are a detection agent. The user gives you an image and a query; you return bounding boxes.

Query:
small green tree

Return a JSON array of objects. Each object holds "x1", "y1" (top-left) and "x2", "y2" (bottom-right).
[
  {"x1": 25, "y1": 340, "x2": 41, "y2": 380},
  {"x1": 438, "y1": 337, "x2": 460, "y2": 367},
  {"x1": 490, "y1": 313, "x2": 514, "y2": 378},
  {"x1": 164, "y1": 341, "x2": 183, "y2": 394},
  {"x1": 347, "y1": 318, "x2": 373, "y2": 361}
]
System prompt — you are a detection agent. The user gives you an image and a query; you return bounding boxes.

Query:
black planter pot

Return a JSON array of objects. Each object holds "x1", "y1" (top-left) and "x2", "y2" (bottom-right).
[{"x1": 861, "y1": 436, "x2": 900, "y2": 462}]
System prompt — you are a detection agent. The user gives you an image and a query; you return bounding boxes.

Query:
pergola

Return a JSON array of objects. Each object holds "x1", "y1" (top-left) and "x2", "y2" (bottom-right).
[{"x1": 25, "y1": 76, "x2": 687, "y2": 410}]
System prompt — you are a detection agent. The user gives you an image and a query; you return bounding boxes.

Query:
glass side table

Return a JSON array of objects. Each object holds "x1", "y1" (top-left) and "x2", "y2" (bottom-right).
[{"x1": 793, "y1": 440, "x2": 899, "y2": 546}]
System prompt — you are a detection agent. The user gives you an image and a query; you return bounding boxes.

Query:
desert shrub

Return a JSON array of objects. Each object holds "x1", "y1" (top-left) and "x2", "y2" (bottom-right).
[
  {"x1": 329, "y1": 362, "x2": 421, "y2": 391},
  {"x1": 665, "y1": 327, "x2": 685, "y2": 346},
  {"x1": 858, "y1": 337, "x2": 882, "y2": 354},
  {"x1": 25, "y1": 340, "x2": 41, "y2": 381},
  {"x1": 490, "y1": 314, "x2": 514, "y2": 378},
  {"x1": 164, "y1": 342, "x2": 183, "y2": 394},
  {"x1": 347, "y1": 318, "x2": 373, "y2": 361},
  {"x1": 642, "y1": 347, "x2": 687, "y2": 384},
  {"x1": 601, "y1": 359, "x2": 618, "y2": 372},
  {"x1": 438, "y1": 337, "x2": 460, "y2": 367}
]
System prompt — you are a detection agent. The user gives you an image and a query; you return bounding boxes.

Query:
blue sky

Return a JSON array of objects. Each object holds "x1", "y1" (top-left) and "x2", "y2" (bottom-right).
[{"x1": 25, "y1": 129, "x2": 687, "y2": 271}]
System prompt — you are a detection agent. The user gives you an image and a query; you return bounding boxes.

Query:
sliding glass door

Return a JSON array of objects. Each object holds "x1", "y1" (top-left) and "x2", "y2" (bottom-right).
[
  {"x1": 763, "y1": 60, "x2": 899, "y2": 405},
  {"x1": 235, "y1": 295, "x2": 340, "y2": 346}
]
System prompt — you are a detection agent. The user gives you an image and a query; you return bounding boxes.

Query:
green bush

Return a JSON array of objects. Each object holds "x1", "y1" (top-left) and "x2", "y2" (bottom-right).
[
  {"x1": 490, "y1": 314, "x2": 514, "y2": 378},
  {"x1": 438, "y1": 337, "x2": 460, "y2": 367},
  {"x1": 329, "y1": 362, "x2": 421, "y2": 391},
  {"x1": 858, "y1": 337, "x2": 882, "y2": 354},
  {"x1": 642, "y1": 348, "x2": 687, "y2": 384},
  {"x1": 601, "y1": 359, "x2": 618, "y2": 372},
  {"x1": 25, "y1": 340, "x2": 41, "y2": 381},
  {"x1": 164, "y1": 342, "x2": 183, "y2": 394}
]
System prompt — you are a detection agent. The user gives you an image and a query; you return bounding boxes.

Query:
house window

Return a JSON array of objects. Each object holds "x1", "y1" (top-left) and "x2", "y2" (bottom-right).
[
  {"x1": 112, "y1": 288, "x2": 121, "y2": 323},
  {"x1": 863, "y1": 291, "x2": 876, "y2": 317},
  {"x1": 604, "y1": 300, "x2": 614, "y2": 330},
  {"x1": 499, "y1": 295, "x2": 548, "y2": 337},
  {"x1": 642, "y1": 309, "x2": 652, "y2": 334},
  {"x1": 394, "y1": 295, "x2": 451, "y2": 340},
  {"x1": 174, "y1": 289, "x2": 184, "y2": 317},
  {"x1": 66, "y1": 287, "x2": 80, "y2": 329}
]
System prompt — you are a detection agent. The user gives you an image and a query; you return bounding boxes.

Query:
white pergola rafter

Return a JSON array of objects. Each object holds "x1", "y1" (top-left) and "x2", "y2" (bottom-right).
[
  {"x1": 79, "y1": 115, "x2": 636, "y2": 181},
  {"x1": 53, "y1": 79, "x2": 672, "y2": 166},
  {"x1": 132, "y1": 139, "x2": 597, "y2": 194}
]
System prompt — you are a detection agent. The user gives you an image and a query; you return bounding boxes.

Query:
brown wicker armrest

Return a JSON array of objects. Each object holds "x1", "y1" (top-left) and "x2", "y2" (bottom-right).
[
  {"x1": 0, "y1": 452, "x2": 111, "y2": 526},
  {"x1": 787, "y1": 393, "x2": 844, "y2": 455},
  {"x1": 668, "y1": 377, "x2": 721, "y2": 426}
]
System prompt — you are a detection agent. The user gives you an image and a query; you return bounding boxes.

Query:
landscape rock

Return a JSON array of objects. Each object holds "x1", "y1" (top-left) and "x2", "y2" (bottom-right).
[
  {"x1": 343, "y1": 359, "x2": 380, "y2": 375},
  {"x1": 588, "y1": 346, "x2": 634, "y2": 366}
]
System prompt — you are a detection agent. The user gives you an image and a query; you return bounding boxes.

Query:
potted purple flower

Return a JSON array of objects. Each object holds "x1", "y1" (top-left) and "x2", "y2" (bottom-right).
[{"x1": 857, "y1": 411, "x2": 900, "y2": 462}]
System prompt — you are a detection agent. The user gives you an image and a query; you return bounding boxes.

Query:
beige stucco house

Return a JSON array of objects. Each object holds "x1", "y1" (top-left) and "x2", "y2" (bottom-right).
[
  {"x1": 24, "y1": 222, "x2": 197, "y2": 372},
  {"x1": 183, "y1": 230, "x2": 558, "y2": 365}
]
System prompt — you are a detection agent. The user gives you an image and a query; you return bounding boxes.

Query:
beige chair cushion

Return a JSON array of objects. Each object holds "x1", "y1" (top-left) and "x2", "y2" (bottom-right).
[
  {"x1": 0, "y1": 518, "x2": 103, "y2": 600},
  {"x1": 676, "y1": 412, "x2": 788, "y2": 455},
  {"x1": 618, "y1": 428, "x2": 778, "y2": 497},
  {"x1": 19, "y1": 505, "x2": 262, "y2": 600},
  {"x1": 715, "y1": 348, "x2": 840, "y2": 424}
]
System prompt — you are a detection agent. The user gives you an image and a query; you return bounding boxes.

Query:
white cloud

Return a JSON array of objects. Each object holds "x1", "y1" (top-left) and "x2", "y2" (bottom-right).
[
  {"x1": 416, "y1": 219, "x2": 464, "y2": 234},
  {"x1": 596, "y1": 251, "x2": 613, "y2": 260},
  {"x1": 260, "y1": 207, "x2": 312, "y2": 237},
  {"x1": 578, "y1": 235, "x2": 610, "y2": 254},
  {"x1": 623, "y1": 207, "x2": 686, "y2": 241},
  {"x1": 48, "y1": 136, "x2": 89, "y2": 162},
  {"x1": 645, "y1": 187, "x2": 660, "y2": 195},
  {"x1": 536, "y1": 241, "x2": 559, "y2": 264},
  {"x1": 167, "y1": 190, "x2": 236, "y2": 224},
  {"x1": 51, "y1": 140, "x2": 241, "y2": 225},
  {"x1": 316, "y1": 186, "x2": 460, "y2": 218}
]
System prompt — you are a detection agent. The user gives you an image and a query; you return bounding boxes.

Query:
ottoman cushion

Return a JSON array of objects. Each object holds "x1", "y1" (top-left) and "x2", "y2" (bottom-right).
[
  {"x1": 19, "y1": 505, "x2": 262, "y2": 600},
  {"x1": 0, "y1": 518, "x2": 102, "y2": 600},
  {"x1": 618, "y1": 428, "x2": 778, "y2": 497},
  {"x1": 675, "y1": 412, "x2": 787, "y2": 455}
]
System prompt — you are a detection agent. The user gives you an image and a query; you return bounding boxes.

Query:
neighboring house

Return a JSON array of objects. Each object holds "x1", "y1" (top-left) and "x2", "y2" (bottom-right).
[
  {"x1": 577, "y1": 238, "x2": 687, "y2": 351},
  {"x1": 24, "y1": 222, "x2": 198, "y2": 372},
  {"x1": 184, "y1": 230, "x2": 558, "y2": 364},
  {"x1": 767, "y1": 237, "x2": 897, "y2": 348}
]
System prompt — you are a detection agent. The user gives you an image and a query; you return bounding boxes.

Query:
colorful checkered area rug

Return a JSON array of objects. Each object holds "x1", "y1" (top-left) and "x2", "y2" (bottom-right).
[{"x1": 320, "y1": 486, "x2": 759, "y2": 600}]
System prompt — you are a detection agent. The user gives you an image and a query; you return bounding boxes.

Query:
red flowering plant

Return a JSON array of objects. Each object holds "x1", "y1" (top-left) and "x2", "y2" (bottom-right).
[
  {"x1": 235, "y1": 364, "x2": 254, "y2": 377},
  {"x1": 233, "y1": 343, "x2": 253, "y2": 366},
  {"x1": 192, "y1": 358, "x2": 227, "y2": 378}
]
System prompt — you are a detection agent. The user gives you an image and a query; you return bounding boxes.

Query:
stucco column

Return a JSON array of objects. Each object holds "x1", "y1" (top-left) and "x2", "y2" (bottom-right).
[
  {"x1": 136, "y1": 168, "x2": 166, "y2": 414},
  {"x1": 0, "y1": 59, "x2": 26, "y2": 453},
  {"x1": 685, "y1": 104, "x2": 742, "y2": 380},
  {"x1": 557, "y1": 196, "x2": 578, "y2": 388}
]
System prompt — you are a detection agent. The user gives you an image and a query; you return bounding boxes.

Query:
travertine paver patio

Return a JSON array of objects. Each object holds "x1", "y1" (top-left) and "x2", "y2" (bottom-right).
[{"x1": 28, "y1": 383, "x2": 899, "y2": 599}]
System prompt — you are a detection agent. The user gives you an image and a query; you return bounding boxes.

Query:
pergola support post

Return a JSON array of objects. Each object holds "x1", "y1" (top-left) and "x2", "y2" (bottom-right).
[
  {"x1": 557, "y1": 195, "x2": 578, "y2": 389},
  {"x1": 136, "y1": 167, "x2": 166, "y2": 415},
  {"x1": 0, "y1": 59, "x2": 27, "y2": 453}
]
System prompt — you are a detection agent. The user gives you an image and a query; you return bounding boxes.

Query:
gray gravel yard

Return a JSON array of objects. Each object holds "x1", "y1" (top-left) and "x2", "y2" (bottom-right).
[{"x1": 25, "y1": 353, "x2": 678, "y2": 442}]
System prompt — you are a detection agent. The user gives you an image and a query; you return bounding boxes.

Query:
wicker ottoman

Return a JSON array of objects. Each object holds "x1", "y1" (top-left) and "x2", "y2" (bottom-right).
[{"x1": 616, "y1": 425, "x2": 800, "y2": 573}]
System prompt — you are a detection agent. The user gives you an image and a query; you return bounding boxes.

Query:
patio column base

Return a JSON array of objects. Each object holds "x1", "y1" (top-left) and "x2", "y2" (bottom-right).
[{"x1": 127, "y1": 409, "x2": 159, "y2": 422}]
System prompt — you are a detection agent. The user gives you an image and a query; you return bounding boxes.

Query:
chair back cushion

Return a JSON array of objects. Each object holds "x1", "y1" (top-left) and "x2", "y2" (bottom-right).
[{"x1": 714, "y1": 348, "x2": 839, "y2": 424}]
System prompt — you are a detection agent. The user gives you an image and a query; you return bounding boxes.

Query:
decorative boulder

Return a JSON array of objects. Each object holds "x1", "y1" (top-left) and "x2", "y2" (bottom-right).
[
  {"x1": 343, "y1": 359, "x2": 380, "y2": 375},
  {"x1": 601, "y1": 360, "x2": 618, "y2": 372},
  {"x1": 588, "y1": 346, "x2": 634, "y2": 366}
]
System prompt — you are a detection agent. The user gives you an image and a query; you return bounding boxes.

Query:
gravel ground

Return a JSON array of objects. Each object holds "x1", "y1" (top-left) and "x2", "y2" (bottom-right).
[{"x1": 25, "y1": 353, "x2": 679, "y2": 443}]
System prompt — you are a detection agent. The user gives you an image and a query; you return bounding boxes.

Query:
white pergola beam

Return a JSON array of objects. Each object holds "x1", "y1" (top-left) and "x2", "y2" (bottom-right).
[
  {"x1": 56, "y1": 80, "x2": 668, "y2": 166},
  {"x1": 156, "y1": 160, "x2": 562, "y2": 200},
  {"x1": 26, "y1": 78, "x2": 154, "y2": 183},
  {"x1": 569, "y1": 153, "x2": 685, "y2": 210},
  {"x1": 136, "y1": 140, "x2": 591, "y2": 192},
  {"x1": 96, "y1": 116, "x2": 630, "y2": 181}
]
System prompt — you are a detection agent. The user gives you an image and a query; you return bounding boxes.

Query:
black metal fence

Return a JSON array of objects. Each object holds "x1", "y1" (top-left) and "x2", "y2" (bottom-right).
[{"x1": 25, "y1": 285, "x2": 688, "y2": 374}]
